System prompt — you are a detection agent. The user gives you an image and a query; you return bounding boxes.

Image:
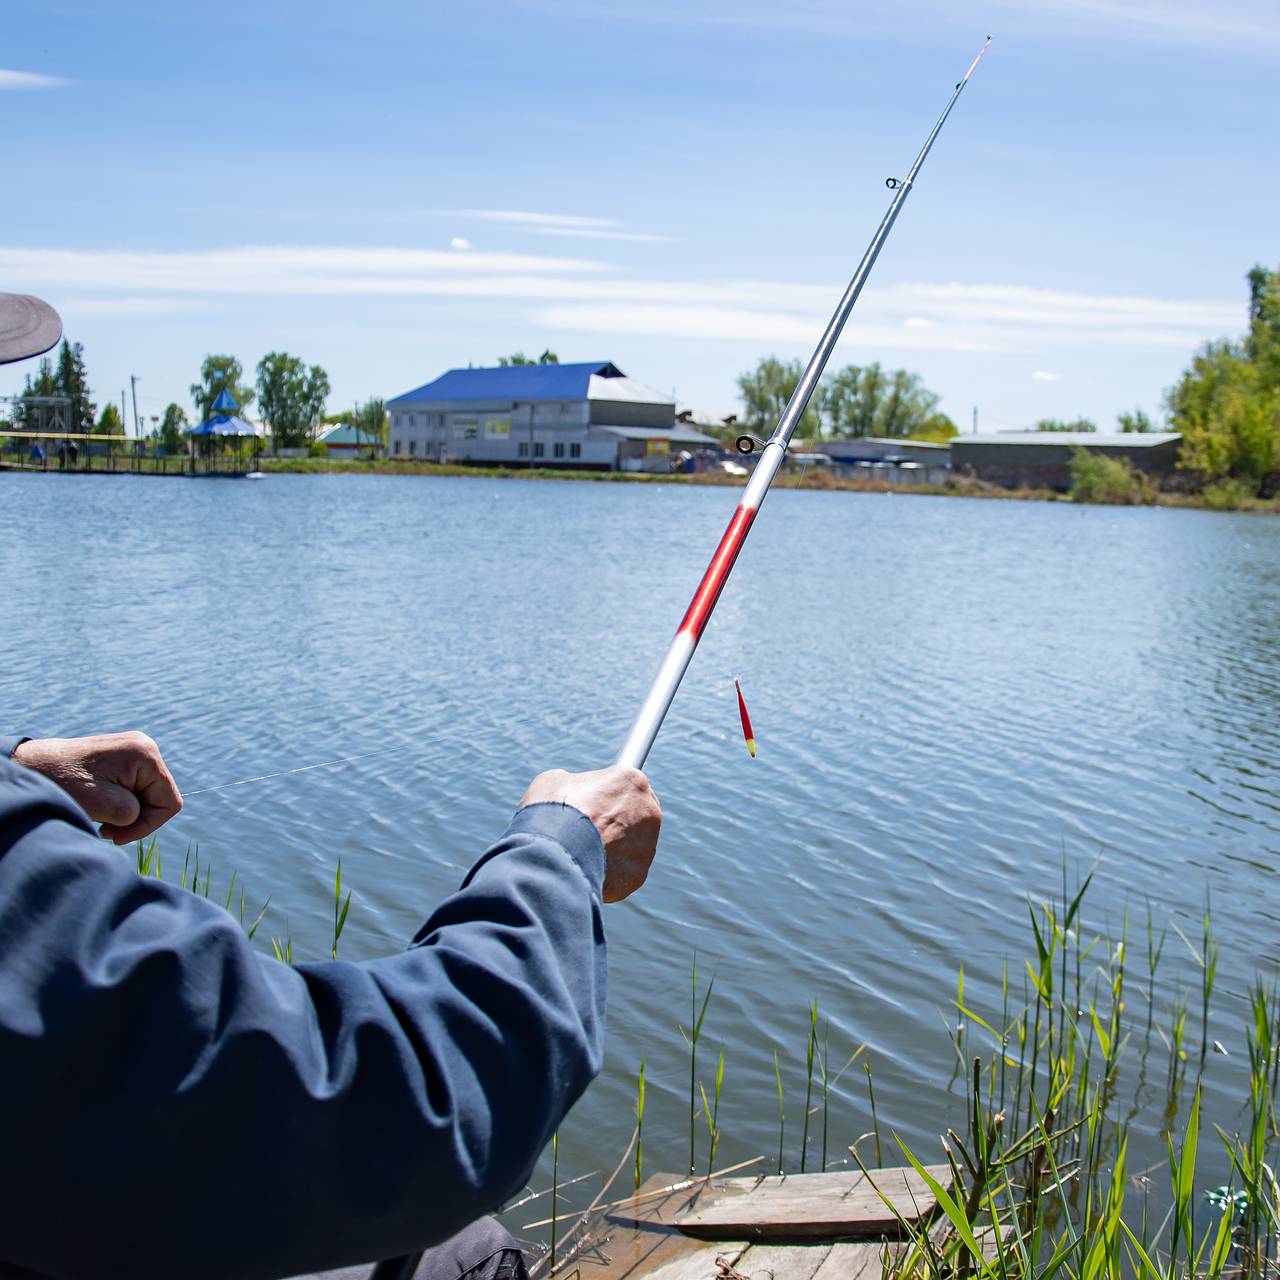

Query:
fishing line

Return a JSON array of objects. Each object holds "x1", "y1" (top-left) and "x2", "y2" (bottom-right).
[{"x1": 179, "y1": 742, "x2": 424, "y2": 798}]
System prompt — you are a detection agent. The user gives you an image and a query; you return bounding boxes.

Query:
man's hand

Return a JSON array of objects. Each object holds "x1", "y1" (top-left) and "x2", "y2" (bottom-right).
[
  {"x1": 14, "y1": 732, "x2": 183, "y2": 845},
  {"x1": 520, "y1": 766, "x2": 660, "y2": 903}
]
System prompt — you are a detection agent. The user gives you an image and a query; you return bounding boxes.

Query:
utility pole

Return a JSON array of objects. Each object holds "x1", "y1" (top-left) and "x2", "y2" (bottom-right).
[
  {"x1": 972, "y1": 405, "x2": 978, "y2": 434},
  {"x1": 130, "y1": 375, "x2": 140, "y2": 441},
  {"x1": 121, "y1": 391, "x2": 127, "y2": 435}
]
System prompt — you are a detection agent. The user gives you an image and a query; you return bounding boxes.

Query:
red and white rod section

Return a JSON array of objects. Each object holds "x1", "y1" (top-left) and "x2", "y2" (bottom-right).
[{"x1": 615, "y1": 38, "x2": 990, "y2": 772}]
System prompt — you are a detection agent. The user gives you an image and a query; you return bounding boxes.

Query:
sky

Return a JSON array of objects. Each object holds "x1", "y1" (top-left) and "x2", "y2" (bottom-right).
[{"x1": 2, "y1": 0, "x2": 1277, "y2": 434}]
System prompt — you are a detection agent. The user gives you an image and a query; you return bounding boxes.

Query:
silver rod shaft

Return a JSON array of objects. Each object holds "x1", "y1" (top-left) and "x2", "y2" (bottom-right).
[{"x1": 616, "y1": 39, "x2": 990, "y2": 773}]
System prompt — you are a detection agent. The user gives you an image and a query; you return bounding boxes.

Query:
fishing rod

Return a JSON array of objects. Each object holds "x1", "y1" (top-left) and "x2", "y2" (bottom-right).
[
  {"x1": 616, "y1": 35, "x2": 991, "y2": 773},
  {"x1": 373, "y1": 38, "x2": 991, "y2": 1280}
]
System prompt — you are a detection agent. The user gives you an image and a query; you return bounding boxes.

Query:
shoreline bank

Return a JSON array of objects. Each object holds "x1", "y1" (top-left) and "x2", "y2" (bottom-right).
[
  {"x1": 4, "y1": 454, "x2": 1276, "y2": 512},
  {"x1": 259, "y1": 457, "x2": 1280, "y2": 513}
]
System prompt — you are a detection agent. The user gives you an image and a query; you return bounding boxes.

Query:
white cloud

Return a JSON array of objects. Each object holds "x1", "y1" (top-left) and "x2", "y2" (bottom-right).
[
  {"x1": 459, "y1": 208, "x2": 668, "y2": 243},
  {"x1": 461, "y1": 210, "x2": 619, "y2": 229},
  {"x1": 61, "y1": 297, "x2": 203, "y2": 315},
  {"x1": 0, "y1": 243, "x2": 1240, "y2": 356},
  {"x1": 534, "y1": 302, "x2": 989, "y2": 349},
  {"x1": 450, "y1": 237, "x2": 472, "y2": 251},
  {"x1": 1032, "y1": 370, "x2": 1060, "y2": 381},
  {"x1": 532, "y1": 226, "x2": 672, "y2": 244},
  {"x1": 515, "y1": 0, "x2": 1279, "y2": 46},
  {"x1": 0, "y1": 69, "x2": 66, "y2": 90}
]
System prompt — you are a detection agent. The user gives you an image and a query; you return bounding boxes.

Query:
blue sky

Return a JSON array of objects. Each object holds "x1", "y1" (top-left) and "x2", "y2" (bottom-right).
[{"x1": 2, "y1": 0, "x2": 1276, "y2": 433}]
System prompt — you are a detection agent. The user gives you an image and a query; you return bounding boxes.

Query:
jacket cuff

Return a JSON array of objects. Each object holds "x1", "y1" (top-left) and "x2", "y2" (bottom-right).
[
  {"x1": 0, "y1": 736, "x2": 30, "y2": 760},
  {"x1": 502, "y1": 802, "x2": 606, "y2": 896}
]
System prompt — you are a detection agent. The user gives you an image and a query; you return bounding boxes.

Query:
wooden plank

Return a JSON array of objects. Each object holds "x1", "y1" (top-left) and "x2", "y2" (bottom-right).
[
  {"x1": 566, "y1": 1228, "x2": 748, "y2": 1280},
  {"x1": 810, "y1": 1241, "x2": 898, "y2": 1280},
  {"x1": 674, "y1": 1166, "x2": 951, "y2": 1241},
  {"x1": 642, "y1": 1243, "x2": 751, "y2": 1280},
  {"x1": 567, "y1": 1174, "x2": 750, "y2": 1280},
  {"x1": 732, "y1": 1243, "x2": 832, "y2": 1280}
]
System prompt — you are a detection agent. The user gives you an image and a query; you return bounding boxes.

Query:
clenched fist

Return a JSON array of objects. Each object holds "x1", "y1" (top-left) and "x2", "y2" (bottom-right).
[
  {"x1": 521, "y1": 766, "x2": 660, "y2": 903},
  {"x1": 14, "y1": 732, "x2": 183, "y2": 845}
]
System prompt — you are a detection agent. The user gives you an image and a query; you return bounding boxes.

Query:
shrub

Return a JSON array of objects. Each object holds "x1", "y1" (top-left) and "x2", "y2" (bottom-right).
[
  {"x1": 1201, "y1": 476, "x2": 1257, "y2": 510},
  {"x1": 1069, "y1": 446, "x2": 1153, "y2": 504}
]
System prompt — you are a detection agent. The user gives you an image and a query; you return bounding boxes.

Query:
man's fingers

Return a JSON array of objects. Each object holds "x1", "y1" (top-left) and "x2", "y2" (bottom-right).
[
  {"x1": 99, "y1": 815, "x2": 160, "y2": 846},
  {"x1": 80, "y1": 779, "x2": 141, "y2": 829}
]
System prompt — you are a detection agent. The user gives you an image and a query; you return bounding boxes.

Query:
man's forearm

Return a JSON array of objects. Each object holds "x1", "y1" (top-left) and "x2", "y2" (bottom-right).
[{"x1": 0, "y1": 764, "x2": 608, "y2": 1279}]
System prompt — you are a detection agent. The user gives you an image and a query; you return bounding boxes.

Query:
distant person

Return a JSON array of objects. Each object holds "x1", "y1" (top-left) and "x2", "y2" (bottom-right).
[
  {"x1": 0, "y1": 284, "x2": 661, "y2": 1280},
  {"x1": 68, "y1": 439, "x2": 78, "y2": 469},
  {"x1": 56, "y1": 441, "x2": 65, "y2": 469},
  {"x1": 28, "y1": 442, "x2": 43, "y2": 466}
]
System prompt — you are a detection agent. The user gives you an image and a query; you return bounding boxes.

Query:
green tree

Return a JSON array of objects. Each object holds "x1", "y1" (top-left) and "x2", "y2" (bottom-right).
[
  {"x1": 191, "y1": 355, "x2": 255, "y2": 424},
  {"x1": 812, "y1": 362, "x2": 943, "y2": 438},
  {"x1": 1167, "y1": 342, "x2": 1277, "y2": 487},
  {"x1": 256, "y1": 352, "x2": 330, "y2": 448},
  {"x1": 1167, "y1": 266, "x2": 1280, "y2": 492},
  {"x1": 349, "y1": 397, "x2": 387, "y2": 456},
  {"x1": 1033, "y1": 417, "x2": 1097, "y2": 432},
  {"x1": 910, "y1": 411, "x2": 959, "y2": 442},
  {"x1": 159, "y1": 403, "x2": 188, "y2": 454},
  {"x1": 54, "y1": 340, "x2": 96, "y2": 432},
  {"x1": 497, "y1": 350, "x2": 559, "y2": 366},
  {"x1": 736, "y1": 356, "x2": 821, "y2": 438},
  {"x1": 96, "y1": 402, "x2": 123, "y2": 435},
  {"x1": 1117, "y1": 408, "x2": 1154, "y2": 433}
]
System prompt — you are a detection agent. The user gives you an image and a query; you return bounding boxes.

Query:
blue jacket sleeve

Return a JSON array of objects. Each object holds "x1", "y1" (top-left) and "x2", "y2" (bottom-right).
[{"x1": 0, "y1": 758, "x2": 607, "y2": 1280}]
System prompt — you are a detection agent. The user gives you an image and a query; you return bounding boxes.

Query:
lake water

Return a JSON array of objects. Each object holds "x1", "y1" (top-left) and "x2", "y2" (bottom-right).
[{"x1": 2, "y1": 470, "x2": 1278, "y2": 1207}]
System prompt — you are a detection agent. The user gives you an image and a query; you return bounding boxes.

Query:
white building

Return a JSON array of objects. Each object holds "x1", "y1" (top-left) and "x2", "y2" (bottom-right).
[{"x1": 386, "y1": 361, "x2": 715, "y2": 471}]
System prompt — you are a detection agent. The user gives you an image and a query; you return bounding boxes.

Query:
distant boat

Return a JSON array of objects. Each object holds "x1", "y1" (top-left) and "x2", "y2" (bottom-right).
[{"x1": 246, "y1": 471, "x2": 266, "y2": 480}]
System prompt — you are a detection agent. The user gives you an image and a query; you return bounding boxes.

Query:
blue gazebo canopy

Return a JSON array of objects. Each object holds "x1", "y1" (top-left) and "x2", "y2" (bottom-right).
[
  {"x1": 211, "y1": 387, "x2": 239, "y2": 413},
  {"x1": 189, "y1": 414, "x2": 260, "y2": 437}
]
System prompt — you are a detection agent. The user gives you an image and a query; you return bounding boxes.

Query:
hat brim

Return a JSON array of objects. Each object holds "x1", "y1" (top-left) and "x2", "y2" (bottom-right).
[{"x1": 0, "y1": 293, "x2": 62, "y2": 366}]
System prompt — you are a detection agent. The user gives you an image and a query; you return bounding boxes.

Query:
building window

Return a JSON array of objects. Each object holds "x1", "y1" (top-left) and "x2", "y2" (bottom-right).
[
  {"x1": 518, "y1": 441, "x2": 529, "y2": 458},
  {"x1": 393, "y1": 440, "x2": 401, "y2": 456},
  {"x1": 554, "y1": 441, "x2": 565, "y2": 459},
  {"x1": 409, "y1": 440, "x2": 416, "y2": 456},
  {"x1": 409, "y1": 414, "x2": 415, "y2": 428},
  {"x1": 569, "y1": 442, "x2": 581, "y2": 459},
  {"x1": 533, "y1": 442, "x2": 544, "y2": 458}
]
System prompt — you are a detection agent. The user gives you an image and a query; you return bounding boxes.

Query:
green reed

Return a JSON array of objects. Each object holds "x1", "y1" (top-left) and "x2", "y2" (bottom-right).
[{"x1": 634, "y1": 1057, "x2": 645, "y2": 1191}]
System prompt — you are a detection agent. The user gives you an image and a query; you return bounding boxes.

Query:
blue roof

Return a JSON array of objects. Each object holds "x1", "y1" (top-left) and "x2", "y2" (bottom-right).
[
  {"x1": 388, "y1": 361, "x2": 623, "y2": 406},
  {"x1": 211, "y1": 387, "x2": 239, "y2": 412}
]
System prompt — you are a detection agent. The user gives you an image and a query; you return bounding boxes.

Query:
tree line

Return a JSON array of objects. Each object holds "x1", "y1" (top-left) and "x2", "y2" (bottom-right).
[
  {"x1": 10, "y1": 343, "x2": 387, "y2": 455},
  {"x1": 735, "y1": 357, "x2": 956, "y2": 442}
]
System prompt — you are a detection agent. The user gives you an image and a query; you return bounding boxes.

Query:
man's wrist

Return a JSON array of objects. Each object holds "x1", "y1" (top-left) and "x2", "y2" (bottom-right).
[{"x1": 1, "y1": 736, "x2": 31, "y2": 761}]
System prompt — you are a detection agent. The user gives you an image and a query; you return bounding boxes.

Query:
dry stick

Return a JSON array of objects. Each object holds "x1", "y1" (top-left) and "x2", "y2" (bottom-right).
[
  {"x1": 523, "y1": 1155, "x2": 765, "y2": 1230},
  {"x1": 503, "y1": 1170, "x2": 602, "y2": 1213}
]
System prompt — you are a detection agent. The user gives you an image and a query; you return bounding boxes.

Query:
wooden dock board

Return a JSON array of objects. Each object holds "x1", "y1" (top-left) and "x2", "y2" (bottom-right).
[
  {"x1": 673, "y1": 1165, "x2": 951, "y2": 1241},
  {"x1": 558, "y1": 1166, "x2": 949, "y2": 1279}
]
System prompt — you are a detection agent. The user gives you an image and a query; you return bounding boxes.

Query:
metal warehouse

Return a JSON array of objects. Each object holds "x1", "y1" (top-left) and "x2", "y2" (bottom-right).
[
  {"x1": 950, "y1": 432, "x2": 1182, "y2": 491},
  {"x1": 386, "y1": 361, "x2": 715, "y2": 471}
]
